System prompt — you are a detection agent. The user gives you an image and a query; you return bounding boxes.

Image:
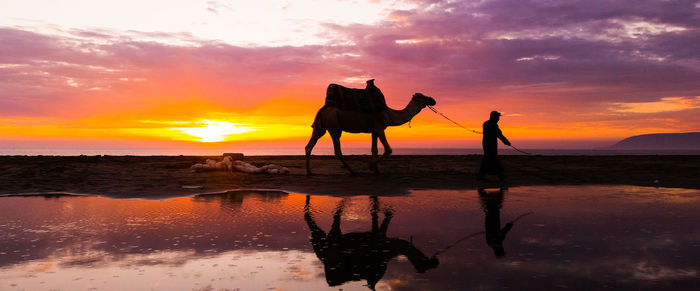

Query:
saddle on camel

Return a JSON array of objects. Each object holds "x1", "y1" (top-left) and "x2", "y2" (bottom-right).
[{"x1": 324, "y1": 79, "x2": 387, "y2": 112}]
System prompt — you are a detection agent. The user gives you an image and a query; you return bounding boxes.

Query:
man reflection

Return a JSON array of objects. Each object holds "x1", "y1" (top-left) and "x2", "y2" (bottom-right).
[
  {"x1": 304, "y1": 195, "x2": 438, "y2": 290},
  {"x1": 478, "y1": 188, "x2": 512, "y2": 257}
]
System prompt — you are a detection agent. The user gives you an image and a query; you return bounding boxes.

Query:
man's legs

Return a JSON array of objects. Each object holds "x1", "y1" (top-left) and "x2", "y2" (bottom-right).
[
  {"x1": 494, "y1": 156, "x2": 505, "y2": 181},
  {"x1": 477, "y1": 157, "x2": 488, "y2": 180},
  {"x1": 478, "y1": 152, "x2": 505, "y2": 180}
]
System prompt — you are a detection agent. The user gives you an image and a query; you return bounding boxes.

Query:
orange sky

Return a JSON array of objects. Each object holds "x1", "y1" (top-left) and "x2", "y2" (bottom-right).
[{"x1": 1, "y1": 0, "x2": 699, "y2": 151}]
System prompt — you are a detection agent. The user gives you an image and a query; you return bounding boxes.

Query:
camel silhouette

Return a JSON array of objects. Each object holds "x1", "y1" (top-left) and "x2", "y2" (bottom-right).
[
  {"x1": 305, "y1": 80, "x2": 436, "y2": 175},
  {"x1": 304, "y1": 195, "x2": 438, "y2": 290}
]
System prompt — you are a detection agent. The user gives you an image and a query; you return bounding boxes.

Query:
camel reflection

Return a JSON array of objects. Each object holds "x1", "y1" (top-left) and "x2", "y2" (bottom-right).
[{"x1": 304, "y1": 195, "x2": 438, "y2": 290}]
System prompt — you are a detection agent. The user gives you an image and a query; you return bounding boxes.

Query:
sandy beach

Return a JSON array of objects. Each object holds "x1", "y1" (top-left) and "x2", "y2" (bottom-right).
[{"x1": 1, "y1": 155, "x2": 698, "y2": 198}]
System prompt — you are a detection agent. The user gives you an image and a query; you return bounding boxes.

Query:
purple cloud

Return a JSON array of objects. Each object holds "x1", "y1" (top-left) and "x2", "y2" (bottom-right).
[
  {"x1": 333, "y1": 1, "x2": 699, "y2": 100},
  {"x1": 1, "y1": 0, "x2": 699, "y2": 134}
]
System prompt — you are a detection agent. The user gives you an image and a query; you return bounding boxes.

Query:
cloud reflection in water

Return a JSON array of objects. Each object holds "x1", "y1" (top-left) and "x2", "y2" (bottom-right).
[{"x1": 1, "y1": 186, "x2": 699, "y2": 290}]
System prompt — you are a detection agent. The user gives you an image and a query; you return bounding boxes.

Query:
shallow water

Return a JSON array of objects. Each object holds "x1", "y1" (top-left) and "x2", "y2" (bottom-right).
[{"x1": 1, "y1": 186, "x2": 699, "y2": 290}]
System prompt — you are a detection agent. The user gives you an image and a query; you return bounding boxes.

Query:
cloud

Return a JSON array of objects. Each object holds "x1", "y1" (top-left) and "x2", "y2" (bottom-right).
[
  {"x1": 2, "y1": 0, "x2": 700, "y2": 142},
  {"x1": 0, "y1": 27, "x2": 343, "y2": 118},
  {"x1": 611, "y1": 97, "x2": 700, "y2": 113},
  {"x1": 366, "y1": 1, "x2": 697, "y2": 98}
]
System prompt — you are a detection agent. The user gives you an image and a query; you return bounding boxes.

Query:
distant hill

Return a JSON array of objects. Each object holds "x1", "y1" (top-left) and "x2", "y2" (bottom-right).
[{"x1": 610, "y1": 132, "x2": 700, "y2": 150}]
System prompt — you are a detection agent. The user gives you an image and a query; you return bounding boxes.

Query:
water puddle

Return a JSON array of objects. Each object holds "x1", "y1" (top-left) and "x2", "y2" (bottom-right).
[{"x1": 1, "y1": 186, "x2": 699, "y2": 290}]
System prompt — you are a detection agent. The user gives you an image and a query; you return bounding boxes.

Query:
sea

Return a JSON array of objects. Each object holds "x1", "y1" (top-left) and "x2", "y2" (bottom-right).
[{"x1": 1, "y1": 147, "x2": 699, "y2": 156}]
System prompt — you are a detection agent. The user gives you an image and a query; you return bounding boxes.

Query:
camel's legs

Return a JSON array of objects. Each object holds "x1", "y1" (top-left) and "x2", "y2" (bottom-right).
[
  {"x1": 380, "y1": 209, "x2": 393, "y2": 236},
  {"x1": 304, "y1": 195, "x2": 331, "y2": 259},
  {"x1": 305, "y1": 127, "x2": 326, "y2": 175},
  {"x1": 329, "y1": 199, "x2": 346, "y2": 240},
  {"x1": 369, "y1": 133, "x2": 379, "y2": 173},
  {"x1": 304, "y1": 195, "x2": 326, "y2": 239},
  {"x1": 370, "y1": 196, "x2": 392, "y2": 235},
  {"x1": 329, "y1": 129, "x2": 356, "y2": 175},
  {"x1": 371, "y1": 130, "x2": 393, "y2": 171},
  {"x1": 371, "y1": 196, "x2": 379, "y2": 233}
]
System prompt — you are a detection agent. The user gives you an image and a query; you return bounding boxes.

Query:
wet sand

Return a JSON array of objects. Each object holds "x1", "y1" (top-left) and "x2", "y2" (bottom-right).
[{"x1": 0, "y1": 155, "x2": 698, "y2": 198}]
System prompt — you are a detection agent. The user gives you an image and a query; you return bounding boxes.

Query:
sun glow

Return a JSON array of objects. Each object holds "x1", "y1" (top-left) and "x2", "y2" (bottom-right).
[{"x1": 170, "y1": 120, "x2": 258, "y2": 142}]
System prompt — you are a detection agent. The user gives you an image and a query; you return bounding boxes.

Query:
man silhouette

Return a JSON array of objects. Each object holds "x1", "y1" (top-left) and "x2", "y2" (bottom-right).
[
  {"x1": 478, "y1": 188, "x2": 512, "y2": 257},
  {"x1": 477, "y1": 111, "x2": 510, "y2": 181}
]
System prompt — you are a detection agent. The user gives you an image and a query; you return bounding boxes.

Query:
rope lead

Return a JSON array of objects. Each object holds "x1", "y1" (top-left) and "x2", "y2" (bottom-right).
[
  {"x1": 427, "y1": 105, "x2": 482, "y2": 134},
  {"x1": 426, "y1": 105, "x2": 534, "y2": 155},
  {"x1": 509, "y1": 145, "x2": 533, "y2": 155}
]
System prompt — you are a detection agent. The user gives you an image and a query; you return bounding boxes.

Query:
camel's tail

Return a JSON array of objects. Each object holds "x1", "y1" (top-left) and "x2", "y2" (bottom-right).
[{"x1": 311, "y1": 106, "x2": 326, "y2": 129}]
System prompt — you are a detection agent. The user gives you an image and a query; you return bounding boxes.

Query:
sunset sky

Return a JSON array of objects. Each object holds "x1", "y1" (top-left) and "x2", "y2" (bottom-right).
[{"x1": 1, "y1": 0, "x2": 699, "y2": 151}]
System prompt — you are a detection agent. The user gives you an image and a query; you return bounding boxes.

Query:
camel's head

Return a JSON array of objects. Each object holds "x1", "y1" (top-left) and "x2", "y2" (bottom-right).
[{"x1": 412, "y1": 93, "x2": 436, "y2": 107}]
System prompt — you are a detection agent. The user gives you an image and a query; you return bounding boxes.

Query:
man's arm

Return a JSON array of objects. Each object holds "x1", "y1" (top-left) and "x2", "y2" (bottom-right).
[{"x1": 497, "y1": 128, "x2": 511, "y2": 146}]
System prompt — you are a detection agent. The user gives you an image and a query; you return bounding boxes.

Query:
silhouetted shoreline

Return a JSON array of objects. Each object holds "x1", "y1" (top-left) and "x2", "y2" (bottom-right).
[
  {"x1": 2, "y1": 148, "x2": 700, "y2": 156},
  {"x1": 1, "y1": 155, "x2": 698, "y2": 198}
]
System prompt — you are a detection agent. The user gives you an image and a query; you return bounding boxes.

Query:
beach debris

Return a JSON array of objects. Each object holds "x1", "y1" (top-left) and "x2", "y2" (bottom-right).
[
  {"x1": 190, "y1": 156, "x2": 289, "y2": 174},
  {"x1": 223, "y1": 153, "x2": 244, "y2": 160},
  {"x1": 190, "y1": 157, "x2": 232, "y2": 172},
  {"x1": 182, "y1": 185, "x2": 205, "y2": 189},
  {"x1": 231, "y1": 160, "x2": 289, "y2": 174}
]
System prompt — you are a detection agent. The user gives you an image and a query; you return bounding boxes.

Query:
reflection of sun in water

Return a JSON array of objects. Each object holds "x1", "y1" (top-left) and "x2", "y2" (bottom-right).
[{"x1": 172, "y1": 120, "x2": 257, "y2": 142}]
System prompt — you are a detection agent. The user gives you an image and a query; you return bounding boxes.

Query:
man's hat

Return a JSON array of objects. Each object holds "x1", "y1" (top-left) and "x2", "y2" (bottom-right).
[{"x1": 490, "y1": 111, "x2": 501, "y2": 118}]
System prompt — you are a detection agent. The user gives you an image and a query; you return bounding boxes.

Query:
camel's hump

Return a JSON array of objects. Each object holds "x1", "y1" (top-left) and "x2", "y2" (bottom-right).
[{"x1": 325, "y1": 83, "x2": 386, "y2": 112}]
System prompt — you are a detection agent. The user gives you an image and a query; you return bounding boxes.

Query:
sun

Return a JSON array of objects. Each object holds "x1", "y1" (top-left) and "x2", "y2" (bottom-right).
[{"x1": 171, "y1": 120, "x2": 257, "y2": 142}]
